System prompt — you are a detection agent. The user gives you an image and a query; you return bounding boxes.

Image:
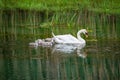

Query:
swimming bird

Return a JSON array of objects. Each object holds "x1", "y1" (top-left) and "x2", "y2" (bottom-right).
[
  {"x1": 52, "y1": 29, "x2": 88, "y2": 44},
  {"x1": 35, "y1": 39, "x2": 43, "y2": 45},
  {"x1": 36, "y1": 38, "x2": 53, "y2": 47},
  {"x1": 41, "y1": 41, "x2": 53, "y2": 47},
  {"x1": 29, "y1": 40, "x2": 38, "y2": 47}
]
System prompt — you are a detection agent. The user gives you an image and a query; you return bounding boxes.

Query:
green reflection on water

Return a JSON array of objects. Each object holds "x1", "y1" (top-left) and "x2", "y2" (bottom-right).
[
  {"x1": 0, "y1": 11, "x2": 120, "y2": 80},
  {"x1": 0, "y1": 38, "x2": 119, "y2": 80}
]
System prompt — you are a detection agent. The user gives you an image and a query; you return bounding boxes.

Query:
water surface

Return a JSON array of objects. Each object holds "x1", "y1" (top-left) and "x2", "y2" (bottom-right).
[{"x1": 0, "y1": 38, "x2": 119, "y2": 80}]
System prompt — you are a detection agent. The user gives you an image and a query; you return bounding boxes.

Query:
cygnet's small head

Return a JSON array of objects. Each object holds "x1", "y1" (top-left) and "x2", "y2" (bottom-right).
[{"x1": 80, "y1": 29, "x2": 88, "y2": 37}]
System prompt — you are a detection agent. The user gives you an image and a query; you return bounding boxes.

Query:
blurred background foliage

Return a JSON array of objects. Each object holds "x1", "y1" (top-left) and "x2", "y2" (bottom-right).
[{"x1": 0, "y1": 0, "x2": 120, "y2": 14}]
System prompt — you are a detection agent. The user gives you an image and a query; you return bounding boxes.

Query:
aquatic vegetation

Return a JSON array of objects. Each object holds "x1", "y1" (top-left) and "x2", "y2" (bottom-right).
[{"x1": 0, "y1": 0, "x2": 120, "y2": 41}]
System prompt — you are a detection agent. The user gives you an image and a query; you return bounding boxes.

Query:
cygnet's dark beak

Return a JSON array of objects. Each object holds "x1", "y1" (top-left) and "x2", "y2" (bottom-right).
[{"x1": 85, "y1": 32, "x2": 88, "y2": 38}]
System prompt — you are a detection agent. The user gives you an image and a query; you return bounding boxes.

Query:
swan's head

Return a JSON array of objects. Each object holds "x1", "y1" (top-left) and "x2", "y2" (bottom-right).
[{"x1": 80, "y1": 29, "x2": 88, "y2": 37}]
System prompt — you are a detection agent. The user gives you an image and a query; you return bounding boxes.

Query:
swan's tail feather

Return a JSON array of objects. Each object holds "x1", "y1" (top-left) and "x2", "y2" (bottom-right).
[
  {"x1": 52, "y1": 31, "x2": 57, "y2": 43},
  {"x1": 52, "y1": 32, "x2": 55, "y2": 37}
]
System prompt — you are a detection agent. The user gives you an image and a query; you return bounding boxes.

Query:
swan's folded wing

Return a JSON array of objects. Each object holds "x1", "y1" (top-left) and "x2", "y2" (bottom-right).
[
  {"x1": 67, "y1": 35, "x2": 79, "y2": 43},
  {"x1": 55, "y1": 34, "x2": 71, "y2": 41},
  {"x1": 53, "y1": 36, "x2": 64, "y2": 43},
  {"x1": 53, "y1": 34, "x2": 80, "y2": 43}
]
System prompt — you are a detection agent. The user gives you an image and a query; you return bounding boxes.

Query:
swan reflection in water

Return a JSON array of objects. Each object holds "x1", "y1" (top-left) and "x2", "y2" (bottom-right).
[
  {"x1": 29, "y1": 43, "x2": 87, "y2": 58},
  {"x1": 52, "y1": 44, "x2": 87, "y2": 58}
]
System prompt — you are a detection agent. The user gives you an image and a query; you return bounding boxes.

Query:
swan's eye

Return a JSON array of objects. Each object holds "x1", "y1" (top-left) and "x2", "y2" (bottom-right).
[
  {"x1": 85, "y1": 32, "x2": 88, "y2": 38},
  {"x1": 85, "y1": 32, "x2": 88, "y2": 35}
]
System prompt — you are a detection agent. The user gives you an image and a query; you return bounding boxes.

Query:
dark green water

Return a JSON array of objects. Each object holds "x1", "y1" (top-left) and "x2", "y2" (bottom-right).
[
  {"x1": 0, "y1": 35, "x2": 119, "y2": 80},
  {"x1": 0, "y1": 11, "x2": 120, "y2": 80}
]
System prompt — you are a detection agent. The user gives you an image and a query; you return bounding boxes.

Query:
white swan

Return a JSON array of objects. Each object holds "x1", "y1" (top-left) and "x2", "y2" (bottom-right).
[{"x1": 52, "y1": 29, "x2": 88, "y2": 44}]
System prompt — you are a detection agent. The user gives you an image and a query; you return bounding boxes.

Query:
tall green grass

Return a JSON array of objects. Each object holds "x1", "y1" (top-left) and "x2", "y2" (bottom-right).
[{"x1": 0, "y1": 0, "x2": 120, "y2": 14}]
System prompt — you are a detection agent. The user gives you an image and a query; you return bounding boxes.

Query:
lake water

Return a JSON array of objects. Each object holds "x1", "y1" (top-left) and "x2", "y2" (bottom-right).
[
  {"x1": 0, "y1": 11, "x2": 120, "y2": 80},
  {"x1": 0, "y1": 37, "x2": 119, "y2": 80}
]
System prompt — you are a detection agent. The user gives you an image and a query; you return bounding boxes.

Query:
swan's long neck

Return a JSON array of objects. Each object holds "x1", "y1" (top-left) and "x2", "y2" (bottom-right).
[{"x1": 77, "y1": 30, "x2": 85, "y2": 43}]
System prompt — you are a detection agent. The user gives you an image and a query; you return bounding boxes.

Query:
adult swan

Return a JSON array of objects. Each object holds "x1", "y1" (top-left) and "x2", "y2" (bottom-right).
[{"x1": 52, "y1": 29, "x2": 88, "y2": 44}]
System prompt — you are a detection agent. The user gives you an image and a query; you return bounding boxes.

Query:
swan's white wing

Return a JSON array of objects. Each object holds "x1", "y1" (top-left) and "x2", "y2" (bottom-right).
[
  {"x1": 53, "y1": 34, "x2": 80, "y2": 43},
  {"x1": 66, "y1": 35, "x2": 79, "y2": 42},
  {"x1": 53, "y1": 35, "x2": 69, "y2": 43},
  {"x1": 53, "y1": 36, "x2": 64, "y2": 43}
]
